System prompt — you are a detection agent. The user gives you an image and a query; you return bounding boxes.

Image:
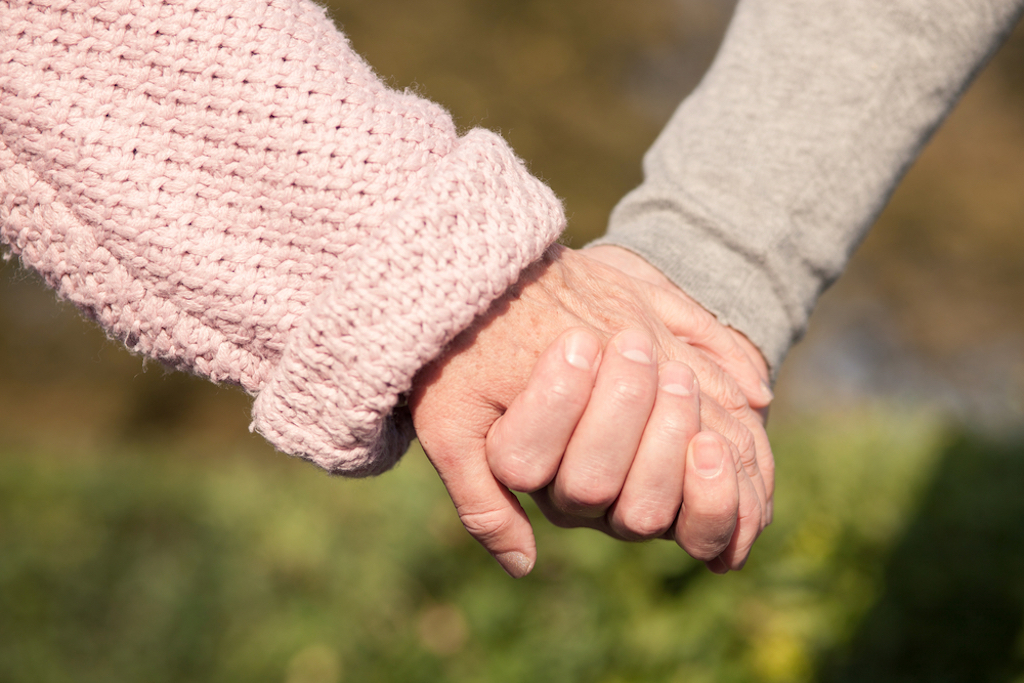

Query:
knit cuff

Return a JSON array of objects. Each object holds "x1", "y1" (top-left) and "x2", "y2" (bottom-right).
[
  {"x1": 251, "y1": 128, "x2": 565, "y2": 476},
  {"x1": 590, "y1": 210, "x2": 799, "y2": 378}
]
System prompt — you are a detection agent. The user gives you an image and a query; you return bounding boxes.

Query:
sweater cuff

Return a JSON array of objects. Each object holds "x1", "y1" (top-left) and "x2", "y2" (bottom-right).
[
  {"x1": 252, "y1": 129, "x2": 565, "y2": 475},
  {"x1": 590, "y1": 208, "x2": 798, "y2": 376}
]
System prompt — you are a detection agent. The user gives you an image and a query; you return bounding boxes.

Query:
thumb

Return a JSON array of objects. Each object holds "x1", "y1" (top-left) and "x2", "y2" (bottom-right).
[
  {"x1": 407, "y1": 287, "x2": 545, "y2": 578},
  {"x1": 419, "y1": 429, "x2": 538, "y2": 578}
]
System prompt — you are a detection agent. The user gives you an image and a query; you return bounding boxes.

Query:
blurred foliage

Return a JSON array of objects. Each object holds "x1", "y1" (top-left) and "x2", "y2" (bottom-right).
[
  {"x1": 818, "y1": 432, "x2": 1024, "y2": 683},
  {"x1": 2, "y1": 1, "x2": 1024, "y2": 681},
  {"x1": 326, "y1": 0, "x2": 734, "y2": 245},
  {"x1": 9, "y1": 412, "x2": 1019, "y2": 683}
]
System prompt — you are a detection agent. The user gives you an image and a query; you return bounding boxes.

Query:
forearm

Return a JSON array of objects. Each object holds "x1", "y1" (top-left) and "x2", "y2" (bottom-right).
[{"x1": 594, "y1": 0, "x2": 1024, "y2": 372}]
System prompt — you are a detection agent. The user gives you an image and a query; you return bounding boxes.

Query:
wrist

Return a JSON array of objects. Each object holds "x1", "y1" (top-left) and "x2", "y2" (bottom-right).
[{"x1": 582, "y1": 245, "x2": 771, "y2": 385}]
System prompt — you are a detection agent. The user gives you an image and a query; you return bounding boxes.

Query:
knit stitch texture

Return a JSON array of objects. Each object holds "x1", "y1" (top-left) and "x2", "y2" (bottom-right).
[{"x1": 0, "y1": 0, "x2": 565, "y2": 474}]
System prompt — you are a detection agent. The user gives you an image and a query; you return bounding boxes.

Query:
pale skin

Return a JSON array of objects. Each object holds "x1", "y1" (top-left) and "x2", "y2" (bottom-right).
[{"x1": 411, "y1": 244, "x2": 774, "y2": 577}]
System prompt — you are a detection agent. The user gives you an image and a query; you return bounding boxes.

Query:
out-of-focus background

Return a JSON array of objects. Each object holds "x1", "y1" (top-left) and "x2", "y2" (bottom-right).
[{"x1": 2, "y1": 1, "x2": 1023, "y2": 681}]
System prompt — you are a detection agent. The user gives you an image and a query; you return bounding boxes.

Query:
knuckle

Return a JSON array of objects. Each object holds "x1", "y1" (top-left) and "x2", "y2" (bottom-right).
[
  {"x1": 739, "y1": 490, "x2": 764, "y2": 529},
  {"x1": 542, "y1": 510, "x2": 584, "y2": 530},
  {"x1": 491, "y1": 454, "x2": 552, "y2": 493},
  {"x1": 652, "y1": 410, "x2": 696, "y2": 444},
  {"x1": 679, "y1": 523, "x2": 734, "y2": 561},
  {"x1": 733, "y1": 426, "x2": 757, "y2": 465},
  {"x1": 610, "y1": 382, "x2": 651, "y2": 409},
  {"x1": 457, "y1": 506, "x2": 515, "y2": 544},
  {"x1": 543, "y1": 377, "x2": 591, "y2": 412},
  {"x1": 702, "y1": 407, "x2": 756, "y2": 468},
  {"x1": 618, "y1": 507, "x2": 674, "y2": 540},
  {"x1": 716, "y1": 422, "x2": 756, "y2": 469},
  {"x1": 486, "y1": 425, "x2": 559, "y2": 494},
  {"x1": 609, "y1": 377, "x2": 655, "y2": 406},
  {"x1": 688, "y1": 494, "x2": 740, "y2": 531},
  {"x1": 685, "y1": 538, "x2": 731, "y2": 562},
  {"x1": 699, "y1": 366, "x2": 748, "y2": 414},
  {"x1": 559, "y1": 479, "x2": 616, "y2": 514},
  {"x1": 691, "y1": 309, "x2": 723, "y2": 343},
  {"x1": 700, "y1": 483, "x2": 741, "y2": 520}
]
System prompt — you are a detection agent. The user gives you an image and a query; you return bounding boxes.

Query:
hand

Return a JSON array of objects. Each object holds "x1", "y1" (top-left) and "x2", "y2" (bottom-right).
[
  {"x1": 582, "y1": 244, "x2": 774, "y2": 519},
  {"x1": 582, "y1": 244, "x2": 771, "y2": 405},
  {"x1": 489, "y1": 327, "x2": 758, "y2": 573},
  {"x1": 410, "y1": 245, "x2": 773, "y2": 576}
]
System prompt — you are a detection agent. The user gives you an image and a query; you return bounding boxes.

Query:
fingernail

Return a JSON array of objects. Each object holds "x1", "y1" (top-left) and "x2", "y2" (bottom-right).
[
  {"x1": 613, "y1": 330, "x2": 653, "y2": 365},
  {"x1": 495, "y1": 551, "x2": 534, "y2": 579},
  {"x1": 760, "y1": 381, "x2": 775, "y2": 404},
  {"x1": 705, "y1": 556, "x2": 729, "y2": 575},
  {"x1": 693, "y1": 437, "x2": 725, "y2": 478},
  {"x1": 564, "y1": 330, "x2": 600, "y2": 371},
  {"x1": 660, "y1": 362, "x2": 697, "y2": 397}
]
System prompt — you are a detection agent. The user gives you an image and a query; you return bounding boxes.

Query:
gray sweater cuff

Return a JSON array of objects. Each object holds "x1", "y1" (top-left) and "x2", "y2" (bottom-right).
[{"x1": 590, "y1": 212, "x2": 795, "y2": 375}]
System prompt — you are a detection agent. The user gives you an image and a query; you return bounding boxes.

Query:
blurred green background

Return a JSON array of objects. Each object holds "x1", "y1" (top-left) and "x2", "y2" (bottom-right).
[{"x1": 2, "y1": 1, "x2": 1024, "y2": 681}]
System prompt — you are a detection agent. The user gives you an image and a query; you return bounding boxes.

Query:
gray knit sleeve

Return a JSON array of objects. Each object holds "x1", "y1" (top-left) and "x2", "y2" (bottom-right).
[{"x1": 592, "y1": 0, "x2": 1023, "y2": 372}]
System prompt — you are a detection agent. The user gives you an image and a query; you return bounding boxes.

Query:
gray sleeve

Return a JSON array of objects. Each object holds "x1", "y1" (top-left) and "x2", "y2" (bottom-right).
[{"x1": 592, "y1": 0, "x2": 1024, "y2": 372}]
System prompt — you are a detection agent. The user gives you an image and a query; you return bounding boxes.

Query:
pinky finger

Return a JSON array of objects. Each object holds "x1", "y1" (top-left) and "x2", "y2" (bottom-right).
[
  {"x1": 713, "y1": 459, "x2": 764, "y2": 572},
  {"x1": 675, "y1": 433, "x2": 739, "y2": 564}
]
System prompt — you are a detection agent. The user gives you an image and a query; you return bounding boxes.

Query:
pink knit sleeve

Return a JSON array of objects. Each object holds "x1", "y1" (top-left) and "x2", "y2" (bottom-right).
[{"x1": 0, "y1": 0, "x2": 565, "y2": 475}]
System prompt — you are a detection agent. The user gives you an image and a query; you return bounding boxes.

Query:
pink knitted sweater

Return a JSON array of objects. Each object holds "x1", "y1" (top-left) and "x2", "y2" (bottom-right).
[{"x1": 0, "y1": 0, "x2": 565, "y2": 475}]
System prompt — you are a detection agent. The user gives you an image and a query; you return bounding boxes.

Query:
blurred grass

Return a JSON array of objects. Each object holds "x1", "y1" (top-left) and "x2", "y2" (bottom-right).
[{"x1": 8, "y1": 409, "x2": 1016, "y2": 683}]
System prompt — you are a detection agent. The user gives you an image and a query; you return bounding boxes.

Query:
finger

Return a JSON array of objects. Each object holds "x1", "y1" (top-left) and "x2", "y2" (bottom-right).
[
  {"x1": 697, "y1": 396, "x2": 770, "y2": 531},
  {"x1": 675, "y1": 432, "x2": 739, "y2": 562},
  {"x1": 644, "y1": 311, "x2": 774, "y2": 534},
  {"x1": 579, "y1": 244, "x2": 771, "y2": 409},
  {"x1": 750, "y1": 416, "x2": 775, "y2": 526},
  {"x1": 647, "y1": 284, "x2": 773, "y2": 409},
  {"x1": 653, "y1": 331, "x2": 772, "y2": 532},
  {"x1": 709, "y1": 440, "x2": 765, "y2": 572},
  {"x1": 723, "y1": 401, "x2": 774, "y2": 529},
  {"x1": 551, "y1": 329, "x2": 658, "y2": 518},
  {"x1": 487, "y1": 329, "x2": 601, "y2": 492},
  {"x1": 719, "y1": 394, "x2": 774, "y2": 529},
  {"x1": 421, "y1": 434, "x2": 538, "y2": 578},
  {"x1": 609, "y1": 361, "x2": 700, "y2": 540}
]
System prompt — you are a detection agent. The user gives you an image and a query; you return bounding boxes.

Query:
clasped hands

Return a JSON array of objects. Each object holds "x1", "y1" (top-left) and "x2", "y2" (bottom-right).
[{"x1": 411, "y1": 244, "x2": 774, "y2": 577}]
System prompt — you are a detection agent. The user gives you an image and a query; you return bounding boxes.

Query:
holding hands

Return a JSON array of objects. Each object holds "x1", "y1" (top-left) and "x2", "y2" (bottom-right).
[{"x1": 411, "y1": 245, "x2": 775, "y2": 577}]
